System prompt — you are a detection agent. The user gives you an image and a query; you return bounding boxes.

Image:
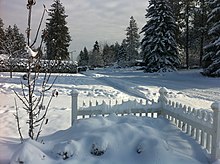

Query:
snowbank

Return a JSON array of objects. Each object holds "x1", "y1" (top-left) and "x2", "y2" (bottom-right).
[{"x1": 9, "y1": 115, "x2": 209, "y2": 164}]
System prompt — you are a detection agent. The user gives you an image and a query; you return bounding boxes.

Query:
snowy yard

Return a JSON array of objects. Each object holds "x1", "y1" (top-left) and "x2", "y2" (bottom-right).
[{"x1": 0, "y1": 68, "x2": 220, "y2": 163}]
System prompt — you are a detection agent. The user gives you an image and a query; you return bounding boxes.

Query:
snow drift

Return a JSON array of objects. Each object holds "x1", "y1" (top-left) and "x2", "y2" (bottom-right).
[{"x1": 10, "y1": 115, "x2": 209, "y2": 164}]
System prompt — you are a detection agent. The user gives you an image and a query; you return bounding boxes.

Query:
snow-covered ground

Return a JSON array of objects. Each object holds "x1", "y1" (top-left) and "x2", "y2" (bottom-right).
[{"x1": 0, "y1": 68, "x2": 220, "y2": 164}]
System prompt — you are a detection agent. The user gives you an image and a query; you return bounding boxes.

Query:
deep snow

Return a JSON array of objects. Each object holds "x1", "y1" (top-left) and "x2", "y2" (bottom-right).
[
  {"x1": 10, "y1": 115, "x2": 210, "y2": 164},
  {"x1": 0, "y1": 68, "x2": 220, "y2": 164}
]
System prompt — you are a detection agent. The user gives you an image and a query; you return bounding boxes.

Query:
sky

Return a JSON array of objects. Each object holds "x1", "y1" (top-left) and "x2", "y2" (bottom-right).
[{"x1": 0, "y1": 0, "x2": 148, "y2": 60}]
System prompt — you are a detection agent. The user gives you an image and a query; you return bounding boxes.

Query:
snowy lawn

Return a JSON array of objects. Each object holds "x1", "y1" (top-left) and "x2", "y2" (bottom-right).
[{"x1": 0, "y1": 68, "x2": 220, "y2": 163}]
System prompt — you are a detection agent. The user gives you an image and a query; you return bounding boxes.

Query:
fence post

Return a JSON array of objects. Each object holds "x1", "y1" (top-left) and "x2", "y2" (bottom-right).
[
  {"x1": 211, "y1": 101, "x2": 220, "y2": 161},
  {"x1": 158, "y1": 87, "x2": 168, "y2": 116},
  {"x1": 71, "y1": 89, "x2": 79, "y2": 126}
]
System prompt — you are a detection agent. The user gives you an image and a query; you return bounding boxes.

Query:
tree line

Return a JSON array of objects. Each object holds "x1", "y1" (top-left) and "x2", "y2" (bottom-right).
[
  {"x1": 78, "y1": 0, "x2": 220, "y2": 77},
  {"x1": 0, "y1": 19, "x2": 26, "y2": 58},
  {"x1": 78, "y1": 16, "x2": 141, "y2": 68},
  {"x1": 142, "y1": 0, "x2": 220, "y2": 76},
  {"x1": 0, "y1": 0, "x2": 220, "y2": 76}
]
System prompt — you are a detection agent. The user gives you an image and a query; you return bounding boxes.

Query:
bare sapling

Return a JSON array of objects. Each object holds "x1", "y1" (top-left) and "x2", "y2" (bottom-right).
[{"x1": 13, "y1": 0, "x2": 58, "y2": 141}]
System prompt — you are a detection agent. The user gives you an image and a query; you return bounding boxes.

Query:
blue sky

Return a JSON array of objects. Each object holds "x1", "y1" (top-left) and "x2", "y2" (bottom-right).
[{"x1": 1, "y1": 0, "x2": 148, "y2": 59}]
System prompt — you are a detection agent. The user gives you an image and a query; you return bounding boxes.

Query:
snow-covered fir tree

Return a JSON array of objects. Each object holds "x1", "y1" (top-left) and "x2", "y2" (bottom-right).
[
  {"x1": 11, "y1": 25, "x2": 26, "y2": 56},
  {"x1": 78, "y1": 50, "x2": 84, "y2": 66},
  {"x1": 102, "y1": 44, "x2": 110, "y2": 66},
  {"x1": 3, "y1": 25, "x2": 26, "y2": 57},
  {"x1": 102, "y1": 43, "x2": 116, "y2": 66},
  {"x1": 202, "y1": 0, "x2": 220, "y2": 77},
  {"x1": 78, "y1": 47, "x2": 89, "y2": 66},
  {"x1": 45, "y1": 0, "x2": 71, "y2": 60},
  {"x1": 140, "y1": 0, "x2": 180, "y2": 72},
  {"x1": 125, "y1": 16, "x2": 140, "y2": 65},
  {"x1": 114, "y1": 42, "x2": 120, "y2": 61},
  {"x1": 117, "y1": 39, "x2": 128, "y2": 67},
  {"x1": 89, "y1": 41, "x2": 104, "y2": 67}
]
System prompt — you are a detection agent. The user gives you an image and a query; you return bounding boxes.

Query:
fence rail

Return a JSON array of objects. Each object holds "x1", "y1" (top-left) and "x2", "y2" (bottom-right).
[{"x1": 71, "y1": 87, "x2": 220, "y2": 162}]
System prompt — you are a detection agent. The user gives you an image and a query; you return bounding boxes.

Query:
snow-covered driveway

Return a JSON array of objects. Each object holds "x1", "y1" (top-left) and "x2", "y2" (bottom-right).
[{"x1": 82, "y1": 68, "x2": 220, "y2": 109}]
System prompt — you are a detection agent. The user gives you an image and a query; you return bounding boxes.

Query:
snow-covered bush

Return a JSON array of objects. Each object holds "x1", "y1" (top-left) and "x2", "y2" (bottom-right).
[
  {"x1": 52, "y1": 140, "x2": 78, "y2": 160},
  {"x1": 0, "y1": 58, "x2": 78, "y2": 73},
  {"x1": 89, "y1": 136, "x2": 108, "y2": 156},
  {"x1": 90, "y1": 143, "x2": 106, "y2": 156},
  {"x1": 10, "y1": 140, "x2": 47, "y2": 164}
]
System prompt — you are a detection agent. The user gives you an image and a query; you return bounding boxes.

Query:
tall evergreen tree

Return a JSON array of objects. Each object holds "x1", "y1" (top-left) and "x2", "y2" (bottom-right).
[
  {"x1": 3, "y1": 25, "x2": 26, "y2": 57},
  {"x1": 78, "y1": 50, "x2": 84, "y2": 66},
  {"x1": 168, "y1": 0, "x2": 185, "y2": 47},
  {"x1": 102, "y1": 43, "x2": 116, "y2": 66},
  {"x1": 12, "y1": 24, "x2": 26, "y2": 55},
  {"x1": 83, "y1": 47, "x2": 89, "y2": 65},
  {"x1": 190, "y1": 1, "x2": 210, "y2": 67},
  {"x1": 89, "y1": 41, "x2": 104, "y2": 67},
  {"x1": 125, "y1": 16, "x2": 140, "y2": 63},
  {"x1": 169, "y1": 0, "x2": 207, "y2": 68},
  {"x1": 45, "y1": 0, "x2": 71, "y2": 60},
  {"x1": 102, "y1": 43, "x2": 110, "y2": 66},
  {"x1": 114, "y1": 42, "x2": 120, "y2": 62},
  {"x1": 141, "y1": 0, "x2": 180, "y2": 72},
  {"x1": 117, "y1": 39, "x2": 128, "y2": 67},
  {"x1": 202, "y1": 0, "x2": 220, "y2": 77},
  {"x1": 78, "y1": 47, "x2": 89, "y2": 66}
]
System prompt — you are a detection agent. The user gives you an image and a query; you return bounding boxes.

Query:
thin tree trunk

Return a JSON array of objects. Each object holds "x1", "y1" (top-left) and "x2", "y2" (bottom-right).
[
  {"x1": 27, "y1": 5, "x2": 32, "y2": 46},
  {"x1": 28, "y1": 61, "x2": 34, "y2": 139},
  {"x1": 186, "y1": 0, "x2": 189, "y2": 69},
  {"x1": 200, "y1": 0, "x2": 205, "y2": 67}
]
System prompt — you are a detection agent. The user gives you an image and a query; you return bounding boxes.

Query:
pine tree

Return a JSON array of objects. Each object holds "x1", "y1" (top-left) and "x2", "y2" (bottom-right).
[
  {"x1": 78, "y1": 50, "x2": 84, "y2": 66},
  {"x1": 89, "y1": 41, "x2": 104, "y2": 67},
  {"x1": 125, "y1": 16, "x2": 140, "y2": 64},
  {"x1": 140, "y1": 0, "x2": 180, "y2": 72},
  {"x1": 3, "y1": 25, "x2": 26, "y2": 57},
  {"x1": 114, "y1": 42, "x2": 120, "y2": 62},
  {"x1": 45, "y1": 0, "x2": 71, "y2": 60},
  {"x1": 117, "y1": 39, "x2": 127, "y2": 67},
  {"x1": 182, "y1": 0, "x2": 208, "y2": 68},
  {"x1": 12, "y1": 24, "x2": 26, "y2": 56},
  {"x1": 169, "y1": 0, "x2": 208, "y2": 68},
  {"x1": 78, "y1": 47, "x2": 89, "y2": 66},
  {"x1": 102, "y1": 43, "x2": 110, "y2": 66},
  {"x1": 202, "y1": 0, "x2": 220, "y2": 77},
  {"x1": 83, "y1": 47, "x2": 89, "y2": 65},
  {"x1": 102, "y1": 43, "x2": 116, "y2": 66},
  {"x1": 190, "y1": 0, "x2": 210, "y2": 67}
]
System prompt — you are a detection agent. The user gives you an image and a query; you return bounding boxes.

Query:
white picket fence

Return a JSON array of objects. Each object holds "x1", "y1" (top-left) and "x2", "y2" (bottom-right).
[{"x1": 71, "y1": 87, "x2": 220, "y2": 162}]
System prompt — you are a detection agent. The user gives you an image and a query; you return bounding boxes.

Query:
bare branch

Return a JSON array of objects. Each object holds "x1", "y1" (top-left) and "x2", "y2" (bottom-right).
[
  {"x1": 30, "y1": 5, "x2": 47, "y2": 48},
  {"x1": 45, "y1": 75, "x2": 58, "y2": 92},
  {"x1": 33, "y1": 95, "x2": 42, "y2": 112},
  {"x1": 42, "y1": 72, "x2": 48, "y2": 87},
  {"x1": 14, "y1": 90, "x2": 29, "y2": 110},
  {"x1": 35, "y1": 92, "x2": 54, "y2": 141},
  {"x1": 14, "y1": 98, "x2": 23, "y2": 142},
  {"x1": 20, "y1": 79, "x2": 29, "y2": 103}
]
